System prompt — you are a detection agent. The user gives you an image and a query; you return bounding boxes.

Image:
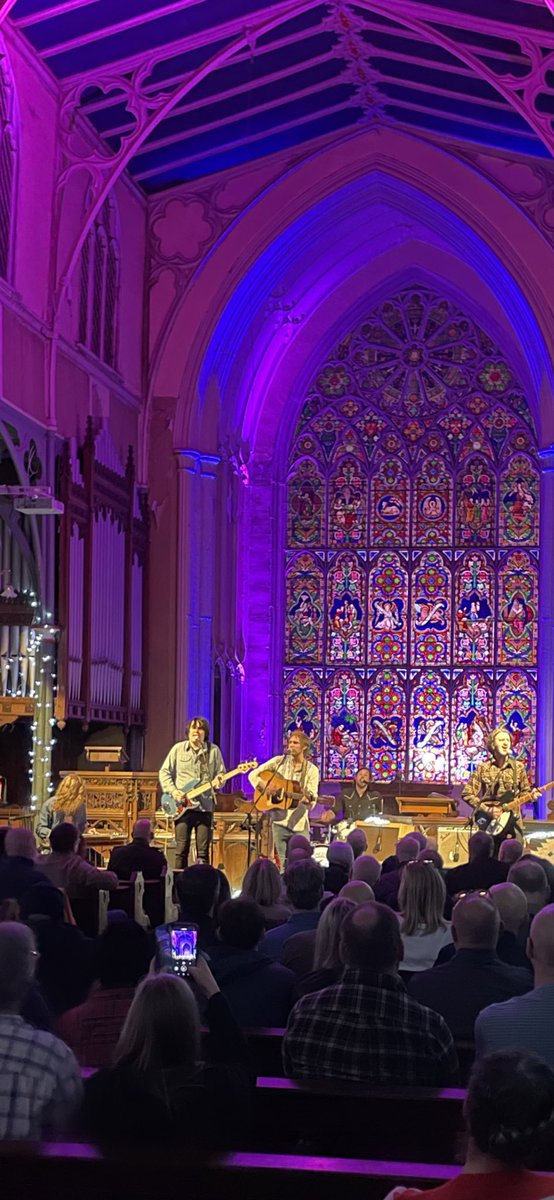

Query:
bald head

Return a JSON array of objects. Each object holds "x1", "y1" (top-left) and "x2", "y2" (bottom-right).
[
  {"x1": 397, "y1": 836, "x2": 420, "y2": 864},
  {"x1": 5, "y1": 827, "x2": 37, "y2": 861},
  {"x1": 352, "y1": 855, "x2": 382, "y2": 887},
  {"x1": 452, "y1": 893, "x2": 500, "y2": 950},
  {"x1": 0, "y1": 923, "x2": 36, "y2": 1011},
  {"x1": 468, "y1": 832, "x2": 494, "y2": 862},
  {"x1": 498, "y1": 839, "x2": 523, "y2": 866},
  {"x1": 489, "y1": 882, "x2": 528, "y2": 935},
  {"x1": 328, "y1": 840, "x2": 354, "y2": 869},
  {"x1": 508, "y1": 860, "x2": 550, "y2": 914},
  {"x1": 346, "y1": 828, "x2": 368, "y2": 859},
  {"x1": 340, "y1": 901, "x2": 403, "y2": 972},
  {"x1": 528, "y1": 904, "x2": 554, "y2": 973},
  {"x1": 287, "y1": 834, "x2": 313, "y2": 860},
  {"x1": 339, "y1": 880, "x2": 375, "y2": 905},
  {"x1": 132, "y1": 819, "x2": 152, "y2": 842}
]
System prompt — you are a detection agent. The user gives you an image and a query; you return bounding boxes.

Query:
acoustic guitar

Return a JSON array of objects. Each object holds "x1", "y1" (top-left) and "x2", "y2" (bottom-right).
[
  {"x1": 475, "y1": 779, "x2": 554, "y2": 838},
  {"x1": 253, "y1": 769, "x2": 305, "y2": 813},
  {"x1": 175, "y1": 760, "x2": 257, "y2": 814}
]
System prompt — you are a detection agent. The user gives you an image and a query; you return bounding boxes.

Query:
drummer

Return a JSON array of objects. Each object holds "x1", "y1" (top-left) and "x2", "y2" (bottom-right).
[
  {"x1": 338, "y1": 767, "x2": 383, "y2": 826},
  {"x1": 248, "y1": 731, "x2": 319, "y2": 866}
]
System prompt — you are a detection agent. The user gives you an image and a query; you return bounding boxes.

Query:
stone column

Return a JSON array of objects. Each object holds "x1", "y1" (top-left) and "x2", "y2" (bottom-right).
[
  {"x1": 174, "y1": 449, "x2": 220, "y2": 739},
  {"x1": 537, "y1": 445, "x2": 554, "y2": 816}
]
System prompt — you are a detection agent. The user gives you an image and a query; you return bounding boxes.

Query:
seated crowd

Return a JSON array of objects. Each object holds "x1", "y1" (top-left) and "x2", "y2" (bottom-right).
[{"x1": 1, "y1": 818, "x2": 554, "y2": 1196}]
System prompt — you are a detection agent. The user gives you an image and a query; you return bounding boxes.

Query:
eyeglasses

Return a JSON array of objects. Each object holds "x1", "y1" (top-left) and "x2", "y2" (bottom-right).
[{"x1": 454, "y1": 889, "x2": 490, "y2": 900}]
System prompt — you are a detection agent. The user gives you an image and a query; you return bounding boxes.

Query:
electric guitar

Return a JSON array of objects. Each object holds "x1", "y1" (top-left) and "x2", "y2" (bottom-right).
[
  {"x1": 174, "y1": 760, "x2": 257, "y2": 814},
  {"x1": 475, "y1": 780, "x2": 554, "y2": 838}
]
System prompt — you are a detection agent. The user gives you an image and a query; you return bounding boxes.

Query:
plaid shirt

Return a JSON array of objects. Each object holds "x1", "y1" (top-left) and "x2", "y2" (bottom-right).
[
  {"x1": 282, "y1": 968, "x2": 458, "y2": 1085},
  {"x1": 0, "y1": 1013, "x2": 82, "y2": 1139}
]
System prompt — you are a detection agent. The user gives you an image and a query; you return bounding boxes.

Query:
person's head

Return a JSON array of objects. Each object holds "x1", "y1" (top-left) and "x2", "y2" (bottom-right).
[
  {"x1": 327, "y1": 840, "x2": 354, "y2": 872},
  {"x1": 97, "y1": 918, "x2": 151, "y2": 989},
  {"x1": 217, "y1": 898, "x2": 265, "y2": 950},
  {"x1": 396, "y1": 835, "x2": 420, "y2": 865},
  {"x1": 489, "y1": 882, "x2": 528, "y2": 936},
  {"x1": 49, "y1": 822, "x2": 79, "y2": 855},
  {"x1": 0, "y1": 827, "x2": 10, "y2": 858},
  {"x1": 241, "y1": 857, "x2": 283, "y2": 908},
  {"x1": 354, "y1": 768, "x2": 370, "y2": 791},
  {"x1": 286, "y1": 834, "x2": 313, "y2": 860},
  {"x1": 287, "y1": 730, "x2": 311, "y2": 759},
  {"x1": 410, "y1": 831, "x2": 428, "y2": 852},
  {"x1": 498, "y1": 839, "x2": 523, "y2": 866},
  {"x1": 132, "y1": 819, "x2": 153, "y2": 843},
  {"x1": 215, "y1": 869, "x2": 231, "y2": 915},
  {"x1": 338, "y1": 880, "x2": 374, "y2": 905},
  {"x1": 287, "y1": 847, "x2": 311, "y2": 865},
  {"x1": 185, "y1": 717, "x2": 209, "y2": 748},
  {"x1": 175, "y1": 864, "x2": 220, "y2": 921},
  {"x1": 313, "y1": 897, "x2": 356, "y2": 970},
  {"x1": 465, "y1": 1050, "x2": 554, "y2": 1166},
  {"x1": 452, "y1": 893, "x2": 500, "y2": 951},
  {"x1": 346, "y1": 828, "x2": 368, "y2": 859},
  {"x1": 352, "y1": 855, "x2": 382, "y2": 887},
  {"x1": 468, "y1": 831, "x2": 494, "y2": 863},
  {"x1": 0, "y1": 922, "x2": 37, "y2": 1013},
  {"x1": 508, "y1": 859, "x2": 550, "y2": 915},
  {"x1": 284, "y1": 859, "x2": 324, "y2": 912},
  {"x1": 52, "y1": 772, "x2": 84, "y2": 816},
  {"x1": 527, "y1": 904, "x2": 554, "y2": 983},
  {"x1": 398, "y1": 860, "x2": 447, "y2": 937},
  {"x1": 19, "y1": 883, "x2": 65, "y2": 924},
  {"x1": 115, "y1": 973, "x2": 200, "y2": 1074},
  {"x1": 417, "y1": 848, "x2": 444, "y2": 869},
  {"x1": 488, "y1": 725, "x2": 512, "y2": 761},
  {"x1": 5, "y1": 827, "x2": 37, "y2": 862},
  {"x1": 340, "y1": 902, "x2": 403, "y2": 974}
]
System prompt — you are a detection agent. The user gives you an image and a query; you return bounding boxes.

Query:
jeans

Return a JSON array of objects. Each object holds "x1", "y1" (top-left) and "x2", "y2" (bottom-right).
[
  {"x1": 175, "y1": 810, "x2": 213, "y2": 869},
  {"x1": 273, "y1": 803, "x2": 311, "y2": 870}
]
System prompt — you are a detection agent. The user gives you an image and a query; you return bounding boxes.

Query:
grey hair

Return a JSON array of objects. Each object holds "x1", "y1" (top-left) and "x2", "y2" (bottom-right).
[{"x1": 5, "y1": 828, "x2": 37, "y2": 861}]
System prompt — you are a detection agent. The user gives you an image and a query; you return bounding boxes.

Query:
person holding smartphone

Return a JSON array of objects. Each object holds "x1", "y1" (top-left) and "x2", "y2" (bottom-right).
[{"x1": 159, "y1": 717, "x2": 225, "y2": 868}]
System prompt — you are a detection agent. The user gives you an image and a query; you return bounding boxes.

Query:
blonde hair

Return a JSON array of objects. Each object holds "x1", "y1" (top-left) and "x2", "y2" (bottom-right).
[
  {"x1": 114, "y1": 973, "x2": 200, "y2": 1075},
  {"x1": 241, "y1": 858, "x2": 282, "y2": 908},
  {"x1": 288, "y1": 729, "x2": 311, "y2": 751},
  {"x1": 53, "y1": 773, "x2": 84, "y2": 818},
  {"x1": 487, "y1": 725, "x2": 510, "y2": 754},
  {"x1": 313, "y1": 897, "x2": 356, "y2": 971},
  {"x1": 398, "y1": 860, "x2": 447, "y2": 937}
]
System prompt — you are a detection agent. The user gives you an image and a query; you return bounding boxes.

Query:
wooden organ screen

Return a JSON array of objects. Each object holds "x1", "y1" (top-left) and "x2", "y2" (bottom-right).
[{"x1": 56, "y1": 421, "x2": 148, "y2": 726}]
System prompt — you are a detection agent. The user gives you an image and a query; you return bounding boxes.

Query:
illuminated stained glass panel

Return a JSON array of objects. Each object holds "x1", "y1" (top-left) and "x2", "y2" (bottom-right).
[
  {"x1": 287, "y1": 459, "x2": 324, "y2": 548},
  {"x1": 324, "y1": 668, "x2": 364, "y2": 778},
  {"x1": 456, "y1": 456, "x2": 496, "y2": 547},
  {"x1": 283, "y1": 668, "x2": 321, "y2": 762},
  {"x1": 499, "y1": 454, "x2": 540, "y2": 546},
  {"x1": 367, "y1": 668, "x2": 406, "y2": 781},
  {"x1": 498, "y1": 550, "x2": 538, "y2": 665},
  {"x1": 451, "y1": 670, "x2": 493, "y2": 783},
  {"x1": 327, "y1": 552, "x2": 366, "y2": 663},
  {"x1": 413, "y1": 456, "x2": 452, "y2": 546},
  {"x1": 411, "y1": 552, "x2": 450, "y2": 665},
  {"x1": 496, "y1": 669, "x2": 537, "y2": 782},
  {"x1": 285, "y1": 553, "x2": 323, "y2": 663},
  {"x1": 454, "y1": 552, "x2": 494, "y2": 664},
  {"x1": 368, "y1": 551, "x2": 408, "y2": 664},
  {"x1": 328, "y1": 456, "x2": 367, "y2": 547},
  {"x1": 410, "y1": 669, "x2": 450, "y2": 782},
  {"x1": 370, "y1": 457, "x2": 410, "y2": 547}
]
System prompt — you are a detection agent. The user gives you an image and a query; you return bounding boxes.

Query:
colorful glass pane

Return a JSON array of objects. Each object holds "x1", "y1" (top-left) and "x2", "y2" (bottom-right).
[
  {"x1": 283, "y1": 668, "x2": 321, "y2": 761},
  {"x1": 327, "y1": 552, "x2": 366, "y2": 663},
  {"x1": 413, "y1": 456, "x2": 452, "y2": 545},
  {"x1": 328, "y1": 456, "x2": 367, "y2": 547},
  {"x1": 499, "y1": 550, "x2": 538, "y2": 665},
  {"x1": 287, "y1": 459, "x2": 324, "y2": 547},
  {"x1": 324, "y1": 669, "x2": 363, "y2": 778},
  {"x1": 310, "y1": 411, "x2": 346, "y2": 460},
  {"x1": 285, "y1": 553, "x2": 323, "y2": 663},
  {"x1": 370, "y1": 457, "x2": 409, "y2": 546},
  {"x1": 499, "y1": 455, "x2": 539, "y2": 546},
  {"x1": 411, "y1": 552, "x2": 450, "y2": 665},
  {"x1": 367, "y1": 668, "x2": 406, "y2": 781},
  {"x1": 454, "y1": 552, "x2": 494, "y2": 664},
  {"x1": 451, "y1": 670, "x2": 493, "y2": 783},
  {"x1": 368, "y1": 552, "x2": 408, "y2": 664},
  {"x1": 409, "y1": 669, "x2": 449, "y2": 782},
  {"x1": 496, "y1": 669, "x2": 536, "y2": 782},
  {"x1": 456, "y1": 457, "x2": 496, "y2": 545}
]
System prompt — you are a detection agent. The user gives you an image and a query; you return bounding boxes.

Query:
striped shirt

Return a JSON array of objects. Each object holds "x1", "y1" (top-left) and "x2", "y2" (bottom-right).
[{"x1": 0, "y1": 1013, "x2": 82, "y2": 1139}]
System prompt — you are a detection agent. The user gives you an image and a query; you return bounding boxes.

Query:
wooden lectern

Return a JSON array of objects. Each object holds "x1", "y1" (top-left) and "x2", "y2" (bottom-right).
[{"x1": 397, "y1": 795, "x2": 455, "y2": 818}]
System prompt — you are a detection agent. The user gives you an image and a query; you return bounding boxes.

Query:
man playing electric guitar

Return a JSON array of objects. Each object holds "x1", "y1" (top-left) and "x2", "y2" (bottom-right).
[
  {"x1": 462, "y1": 725, "x2": 539, "y2": 854},
  {"x1": 249, "y1": 730, "x2": 320, "y2": 867},
  {"x1": 159, "y1": 717, "x2": 225, "y2": 868}
]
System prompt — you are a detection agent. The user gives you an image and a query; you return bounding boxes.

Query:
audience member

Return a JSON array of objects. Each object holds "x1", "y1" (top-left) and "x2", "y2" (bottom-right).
[
  {"x1": 346, "y1": 827, "x2": 367, "y2": 859},
  {"x1": 418, "y1": 847, "x2": 444, "y2": 869},
  {"x1": 339, "y1": 880, "x2": 374, "y2": 904},
  {"x1": 80, "y1": 956, "x2": 251, "y2": 1145},
  {"x1": 283, "y1": 901, "x2": 458, "y2": 1085},
  {"x1": 324, "y1": 840, "x2": 353, "y2": 895},
  {"x1": 107, "y1": 819, "x2": 167, "y2": 880},
  {"x1": 174, "y1": 863, "x2": 220, "y2": 949},
  {"x1": 0, "y1": 922, "x2": 81, "y2": 1138},
  {"x1": 41, "y1": 823, "x2": 118, "y2": 898},
  {"x1": 507, "y1": 859, "x2": 550, "y2": 934},
  {"x1": 397, "y1": 860, "x2": 452, "y2": 974},
  {"x1": 374, "y1": 835, "x2": 420, "y2": 910},
  {"x1": 240, "y1": 857, "x2": 291, "y2": 929},
  {"x1": 261, "y1": 859, "x2": 324, "y2": 964},
  {"x1": 0, "y1": 828, "x2": 49, "y2": 902},
  {"x1": 20, "y1": 883, "x2": 95, "y2": 1016},
  {"x1": 208, "y1": 898, "x2": 294, "y2": 1026},
  {"x1": 498, "y1": 838, "x2": 524, "y2": 867},
  {"x1": 352, "y1": 854, "x2": 381, "y2": 887},
  {"x1": 215, "y1": 869, "x2": 231, "y2": 915},
  {"x1": 489, "y1": 882, "x2": 533, "y2": 971},
  {"x1": 408, "y1": 894, "x2": 531, "y2": 1039},
  {"x1": 0, "y1": 827, "x2": 9, "y2": 857},
  {"x1": 385, "y1": 1051, "x2": 554, "y2": 1200},
  {"x1": 286, "y1": 834, "x2": 313, "y2": 860},
  {"x1": 294, "y1": 897, "x2": 356, "y2": 998},
  {"x1": 56, "y1": 918, "x2": 150, "y2": 1067},
  {"x1": 445, "y1": 832, "x2": 507, "y2": 897},
  {"x1": 476, "y1": 904, "x2": 554, "y2": 1065}
]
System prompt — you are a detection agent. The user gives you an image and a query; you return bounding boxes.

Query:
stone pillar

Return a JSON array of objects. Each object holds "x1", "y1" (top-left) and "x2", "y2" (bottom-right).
[
  {"x1": 174, "y1": 449, "x2": 220, "y2": 739},
  {"x1": 538, "y1": 445, "x2": 554, "y2": 815}
]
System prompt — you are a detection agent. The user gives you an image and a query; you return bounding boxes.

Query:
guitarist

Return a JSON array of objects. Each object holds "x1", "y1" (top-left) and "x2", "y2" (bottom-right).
[
  {"x1": 159, "y1": 717, "x2": 225, "y2": 867},
  {"x1": 249, "y1": 731, "x2": 319, "y2": 867},
  {"x1": 461, "y1": 725, "x2": 538, "y2": 853}
]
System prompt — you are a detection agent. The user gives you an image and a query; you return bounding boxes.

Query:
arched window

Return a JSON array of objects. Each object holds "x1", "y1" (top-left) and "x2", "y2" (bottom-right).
[
  {"x1": 284, "y1": 289, "x2": 539, "y2": 784},
  {"x1": 78, "y1": 199, "x2": 119, "y2": 368},
  {"x1": 0, "y1": 55, "x2": 16, "y2": 283}
]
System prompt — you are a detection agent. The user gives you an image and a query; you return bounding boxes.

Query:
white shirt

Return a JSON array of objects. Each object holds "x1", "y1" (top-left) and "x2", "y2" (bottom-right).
[
  {"x1": 249, "y1": 754, "x2": 320, "y2": 831},
  {"x1": 397, "y1": 919, "x2": 453, "y2": 973}
]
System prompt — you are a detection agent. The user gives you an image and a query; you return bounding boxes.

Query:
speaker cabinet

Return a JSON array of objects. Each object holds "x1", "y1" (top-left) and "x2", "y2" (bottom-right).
[{"x1": 437, "y1": 826, "x2": 470, "y2": 866}]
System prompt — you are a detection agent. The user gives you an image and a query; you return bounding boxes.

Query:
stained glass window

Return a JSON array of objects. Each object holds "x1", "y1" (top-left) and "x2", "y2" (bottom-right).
[{"x1": 283, "y1": 288, "x2": 539, "y2": 783}]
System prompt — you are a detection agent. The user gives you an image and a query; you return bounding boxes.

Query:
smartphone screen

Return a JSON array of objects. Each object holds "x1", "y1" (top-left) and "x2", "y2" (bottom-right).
[{"x1": 155, "y1": 923, "x2": 198, "y2": 977}]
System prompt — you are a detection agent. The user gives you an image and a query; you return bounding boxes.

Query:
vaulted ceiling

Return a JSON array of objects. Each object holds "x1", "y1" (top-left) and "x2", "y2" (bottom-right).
[{"x1": 9, "y1": 0, "x2": 554, "y2": 193}]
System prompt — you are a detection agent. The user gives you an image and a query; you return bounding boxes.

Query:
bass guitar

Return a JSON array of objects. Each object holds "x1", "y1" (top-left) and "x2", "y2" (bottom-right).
[
  {"x1": 175, "y1": 759, "x2": 258, "y2": 814},
  {"x1": 253, "y1": 770, "x2": 305, "y2": 813},
  {"x1": 475, "y1": 779, "x2": 554, "y2": 838}
]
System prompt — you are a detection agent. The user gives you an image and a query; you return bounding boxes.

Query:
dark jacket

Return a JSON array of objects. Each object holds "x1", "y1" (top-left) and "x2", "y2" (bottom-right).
[
  {"x1": 29, "y1": 917, "x2": 96, "y2": 1015},
  {"x1": 208, "y1": 944, "x2": 295, "y2": 1026},
  {"x1": 0, "y1": 856, "x2": 50, "y2": 903},
  {"x1": 108, "y1": 839, "x2": 167, "y2": 881},
  {"x1": 374, "y1": 864, "x2": 407, "y2": 911},
  {"x1": 408, "y1": 948, "x2": 532, "y2": 1040},
  {"x1": 323, "y1": 863, "x2": 350, "y2": 896},
  {"x1": 444, "y1": 858, "x2": 508, "y2": 897},
  {"x1": 294, "y1": 965, "x2": 342, "y2": 999}
]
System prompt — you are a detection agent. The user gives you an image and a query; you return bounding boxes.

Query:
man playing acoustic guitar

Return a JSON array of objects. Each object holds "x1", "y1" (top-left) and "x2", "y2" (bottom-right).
[
  {"x1": 159, "y1": 717, "x2": 225, "y2": 868},
  {"x1": 249, "y1": 730, "x2": 319, "y2": 868},
  {"x1": 462, "y1": 725, "x2": 539, "y2": 854}
]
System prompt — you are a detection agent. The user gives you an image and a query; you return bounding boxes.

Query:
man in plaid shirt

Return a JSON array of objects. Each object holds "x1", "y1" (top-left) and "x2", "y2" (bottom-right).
[
  {"x1": 0, "y1": 922, "x2": 82, "y2": 1139},
  {"x1": 283, "y1": 902, "x2": 458, "y2": 1085}
]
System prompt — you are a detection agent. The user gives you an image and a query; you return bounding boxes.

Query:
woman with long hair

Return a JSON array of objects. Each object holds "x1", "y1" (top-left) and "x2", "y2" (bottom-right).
[
  {"x1": 295, "y1": 896, "x2": 356, "y2": 998},
  {"x1": 241, "y1": 856, "x2": 291, "y2": 928},
  {"x1": 397, "y1": 859, "x2": 452, "y2": 975},
  {"x1": 36, "y1": 773, "x2": 87, "y2": 845}
]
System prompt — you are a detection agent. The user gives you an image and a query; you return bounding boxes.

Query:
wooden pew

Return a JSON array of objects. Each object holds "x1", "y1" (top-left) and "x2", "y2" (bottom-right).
[
  {"x1": 69, "y1": 890, "x2": 110, "y2": 936},
  {"x1": 0, "y1": 1142, "x2": 460, "y2": 1200}
]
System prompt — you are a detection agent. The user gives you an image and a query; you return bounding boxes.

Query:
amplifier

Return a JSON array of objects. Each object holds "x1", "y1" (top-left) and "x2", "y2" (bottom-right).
[{"x1": 437, "y1": 825, "x2": 470, "y2": 866}]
